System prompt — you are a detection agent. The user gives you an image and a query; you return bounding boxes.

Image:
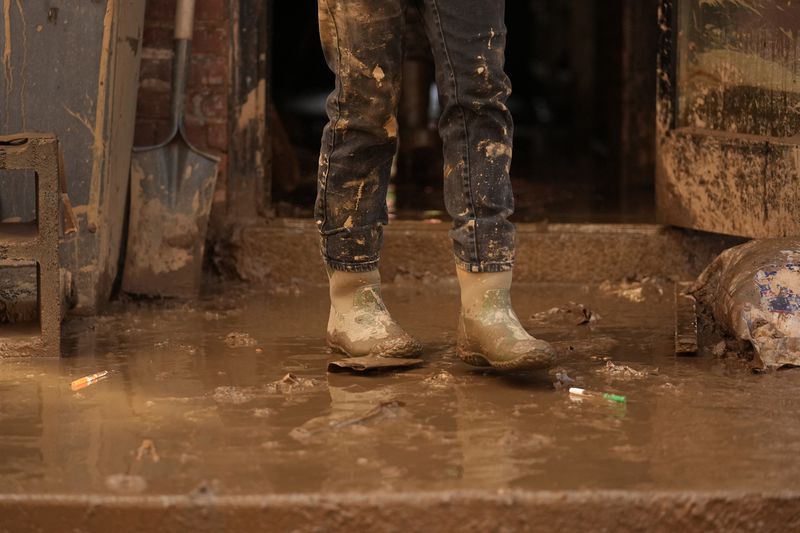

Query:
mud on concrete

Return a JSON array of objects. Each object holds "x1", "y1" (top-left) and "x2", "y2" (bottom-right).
[
  {"x1": 225, "y1": 219, "x2": 744, "y2": 289},
  {"x1": 3, "y1": 278, "x2": 800, "y2": 530}
]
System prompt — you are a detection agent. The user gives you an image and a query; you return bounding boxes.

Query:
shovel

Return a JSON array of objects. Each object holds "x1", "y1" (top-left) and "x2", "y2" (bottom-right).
[{"x1": 122, "y1": 0, "x2": 219, "y2": 298}]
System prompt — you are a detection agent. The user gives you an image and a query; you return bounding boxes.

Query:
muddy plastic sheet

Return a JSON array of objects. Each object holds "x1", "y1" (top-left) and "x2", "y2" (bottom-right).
[{"x1": 692, "y1": 238, "x2": 800, "y2": 369}]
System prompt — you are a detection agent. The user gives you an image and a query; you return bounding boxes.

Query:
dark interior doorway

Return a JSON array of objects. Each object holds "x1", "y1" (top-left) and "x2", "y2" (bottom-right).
[{"x1": 269, "y1": 0, "x2": 657, "y2": 223}]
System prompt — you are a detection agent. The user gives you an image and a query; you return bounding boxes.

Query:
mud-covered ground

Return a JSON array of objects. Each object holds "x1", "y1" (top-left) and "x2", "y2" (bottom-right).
[{"x1": 2, "y1": 279, "x2": 800, "y2": 497}]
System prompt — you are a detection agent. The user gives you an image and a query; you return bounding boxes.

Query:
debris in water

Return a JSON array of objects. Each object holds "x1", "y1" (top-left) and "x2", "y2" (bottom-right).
[
  {"x1": 599, "y1": 277, "x2": 666, "y2": 303},
  {"x1": 569, "y1": 387, "x2": 627, "y2": 404},
  {"x1": 692, "y1": 238, "x2": 800, "y2": 370},
  {"x1": 264, "y1": 373, "x2": 320, "y2": 394},
  {"x1": 154, "y1": 340, "x2": 197, "y2": 354},
  {"x1": 551, "y1": 336, "x2": 619, "y2": 358},
  {"x1": 711, "y1": 340, "x2": 727, "y2": 358},
  {"x1": 190, "y1": 480, "x2": 219, "y2": 498},
  {"x1": 136, "y1": 439, "x2": 160, "y2": 463},
  {"x1": 224, "y1": 332, "x2": 258, "y2": 348},
  {"x1": 599, "y1": 361, "x2": 655, "y2": 379},
  {"x1": 333, "y1": 400, "x2": 406, "y2": 430},
  {"x1": 423, "y1": 370, "x2": 457, "y2": 388},
  {"x1": 552, "y1": 369, "x2": 576, "y2": 388},
  {"x1": 290, "y1": 400, "x2": 407, "y2": 443},
  {"x1": 529, "y1": 302, "x2": 600, "y2": 326},
  {"x1": 70, "y1": 370, "x2": 111, "y2": 392},
  {"x1": 675, "y1": 281, "x2": 698, "y2": 355},
  {"x1": 212, "y1": 386, "x2": 255, "y2": 405},
  {"x1": 327, "y1": 355, "x2": 424, "y2": 373}
]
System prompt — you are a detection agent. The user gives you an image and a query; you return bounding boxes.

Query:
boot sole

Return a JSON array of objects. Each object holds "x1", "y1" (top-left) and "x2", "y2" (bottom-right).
[
  {"x1": 457, "y1": 346, "x2": 554, "y2": 371},
  {"x1": 327, "y1": 339, "x2": 423, "y2": 359}
]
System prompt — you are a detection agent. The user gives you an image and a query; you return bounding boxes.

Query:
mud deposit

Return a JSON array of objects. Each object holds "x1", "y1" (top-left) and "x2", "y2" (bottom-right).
[{"x1": 2, "y1": 281, "x2": 800, "y2": 497}]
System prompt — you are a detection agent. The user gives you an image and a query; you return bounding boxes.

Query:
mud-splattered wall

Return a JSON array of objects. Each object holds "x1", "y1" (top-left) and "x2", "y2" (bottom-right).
[
  {"x1": 1, "y1": 0, "x2": 146, "y2": 314},
  {"x1": 656, "y1": 0, "x2": 800, "y2": 238},
  {"x1": 677, "y1": 0, "x2": 800, "y2": 138}
]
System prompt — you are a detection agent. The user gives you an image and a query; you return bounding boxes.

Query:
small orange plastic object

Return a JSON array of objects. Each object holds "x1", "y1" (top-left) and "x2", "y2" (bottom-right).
[{"x1": 70, "y1": 371, "x2": 110, "y2": 392}]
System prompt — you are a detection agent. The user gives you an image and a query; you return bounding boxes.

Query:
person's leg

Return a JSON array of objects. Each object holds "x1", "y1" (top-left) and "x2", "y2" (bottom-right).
[
  {"x1": 417, "y1": 0, "x2": 554, "y2": 369},
  {"x1": 316, "y1": 0, "x2": 422, "y2": 358}
]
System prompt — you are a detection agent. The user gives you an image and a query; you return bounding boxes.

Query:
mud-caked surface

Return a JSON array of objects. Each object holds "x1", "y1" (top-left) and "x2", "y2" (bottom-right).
[{"x1": 3, "y1": 279, "x2": 800, "y2": 500}]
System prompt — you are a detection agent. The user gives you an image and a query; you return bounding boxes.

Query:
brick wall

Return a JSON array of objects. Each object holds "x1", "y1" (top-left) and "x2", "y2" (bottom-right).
[{"x1": 135, "y1": 0, "x2": 230, "y2": 209}]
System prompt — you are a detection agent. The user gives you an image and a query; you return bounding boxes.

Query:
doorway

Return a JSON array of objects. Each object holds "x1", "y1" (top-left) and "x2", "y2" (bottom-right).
[{"x1": 268, "y1": 0, "x2": 658, "y2": 224}]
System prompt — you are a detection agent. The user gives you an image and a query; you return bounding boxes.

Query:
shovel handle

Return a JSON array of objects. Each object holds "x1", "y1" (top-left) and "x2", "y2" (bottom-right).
[{"x1": 175, "y1": 0, "x2": 196, "y2": 41}]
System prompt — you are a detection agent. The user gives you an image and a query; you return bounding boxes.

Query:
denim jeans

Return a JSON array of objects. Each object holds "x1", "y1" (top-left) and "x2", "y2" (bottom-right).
[{"x1": 316, "y1": 0, "x2": 515, "y2": 273}]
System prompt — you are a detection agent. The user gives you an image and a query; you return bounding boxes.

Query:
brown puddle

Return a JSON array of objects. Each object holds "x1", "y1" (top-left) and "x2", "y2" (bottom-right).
[{"x1": 2, "y1": 280, "x2": 800, "y2": 496}]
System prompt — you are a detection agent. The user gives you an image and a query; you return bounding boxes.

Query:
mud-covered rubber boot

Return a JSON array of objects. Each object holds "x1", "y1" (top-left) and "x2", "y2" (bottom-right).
[
  {"x1": 456, "y1": 269, "x2": 556, "y2": 370},
  {"x1": 327, "y1": 269, "x2": 423, "y2": 358}
]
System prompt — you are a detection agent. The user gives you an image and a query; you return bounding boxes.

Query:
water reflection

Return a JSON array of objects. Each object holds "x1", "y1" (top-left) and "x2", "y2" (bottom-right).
[{"x1": 1, "y1": 284, "x2": 800, "y2": 496}]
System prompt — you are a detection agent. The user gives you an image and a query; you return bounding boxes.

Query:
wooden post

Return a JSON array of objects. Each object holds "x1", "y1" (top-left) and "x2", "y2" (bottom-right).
[{"x1": 227, "y1": 0, "x2": 271, "y2": 221}]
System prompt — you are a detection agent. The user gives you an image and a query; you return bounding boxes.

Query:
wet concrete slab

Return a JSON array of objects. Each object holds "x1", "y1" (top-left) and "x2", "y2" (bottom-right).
[
  {"x1": 2, "y1": 279, "x2": 800, "y2": 530},
  {"x1": 228, "y1": 220, "x2": 744, "y2": 287}
]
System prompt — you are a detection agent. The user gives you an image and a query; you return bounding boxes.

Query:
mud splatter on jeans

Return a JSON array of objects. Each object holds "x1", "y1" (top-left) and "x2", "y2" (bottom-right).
[{"x1": 316, "y1": 0, "x2": 514, "y2": 273}]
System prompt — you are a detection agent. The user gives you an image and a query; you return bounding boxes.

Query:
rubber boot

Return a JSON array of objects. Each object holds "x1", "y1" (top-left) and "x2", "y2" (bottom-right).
[
  {"x1": 456, "y1": 269, "x2": 556, "y2": 370},
  {"x1": 327, "y1": 269, "x2": 423, "y2": 358}
]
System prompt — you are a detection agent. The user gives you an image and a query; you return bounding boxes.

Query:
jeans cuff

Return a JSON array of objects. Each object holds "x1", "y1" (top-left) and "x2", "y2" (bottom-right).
[
  {"x1": 325, "y1": 257, "x2": 380, "y2": 273},
  {"x1": 455, "y1": 258, "x2": 514, "y2": 273}
]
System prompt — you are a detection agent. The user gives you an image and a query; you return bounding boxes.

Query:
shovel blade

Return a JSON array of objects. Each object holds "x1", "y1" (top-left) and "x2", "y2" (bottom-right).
[{"x1": 122, "y1": 135, "x2": 219, "y2": 298}]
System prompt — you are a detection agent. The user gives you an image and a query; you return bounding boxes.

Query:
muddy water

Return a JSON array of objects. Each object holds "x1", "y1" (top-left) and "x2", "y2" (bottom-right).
[{"x1": 2, "y1": 280, "x2": 800, "y2": 496}]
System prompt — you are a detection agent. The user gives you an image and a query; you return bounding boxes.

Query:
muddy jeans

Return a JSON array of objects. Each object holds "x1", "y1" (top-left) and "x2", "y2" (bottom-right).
[{"x1": 316, "y1": 0, "x2": 514, "y2": 273}]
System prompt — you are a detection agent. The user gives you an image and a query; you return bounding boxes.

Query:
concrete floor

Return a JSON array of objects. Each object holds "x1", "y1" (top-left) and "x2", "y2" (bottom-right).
[{"x1": 2, "y1": 277, "x2": 800, "y2": 531}]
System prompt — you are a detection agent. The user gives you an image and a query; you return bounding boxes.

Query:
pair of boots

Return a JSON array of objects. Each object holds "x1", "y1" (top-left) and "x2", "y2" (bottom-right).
[{"x1": 327, "y1": 269, "x2": 555, "y2": 371}]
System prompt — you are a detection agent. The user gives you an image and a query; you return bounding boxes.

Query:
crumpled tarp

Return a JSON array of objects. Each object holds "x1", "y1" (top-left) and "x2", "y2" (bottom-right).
[{"x1": 692, "y1": 238, "x2": 800, "y2": 369}]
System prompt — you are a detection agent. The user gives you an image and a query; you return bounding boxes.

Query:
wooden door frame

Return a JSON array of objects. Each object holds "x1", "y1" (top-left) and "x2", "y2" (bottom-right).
[{"x1": 227, "y1": 0, "x2": 272, "y2": 221}]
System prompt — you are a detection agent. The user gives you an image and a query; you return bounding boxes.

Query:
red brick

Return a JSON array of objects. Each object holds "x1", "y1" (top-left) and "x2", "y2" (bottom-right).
[
  {"x1": 195, "y1": 0, "x2": 228, "y2": 22},
  {"x1": 133, "y1": 120, "x2": 158, "y2": 146},
  {"x1": 139, "y1": 58, "x2": 172, "y2": 87},
  {"x1": 136, "y1": 88, "x2": 172, "y2": 120},
  {"x1": 142, "y1": 25, "x2": 174, "y2": 50},
  {"x1": 189, "y1": 56, "x2": 228, "y2": 87},
  {"x1": 144, "y1": 0, "x2": 175, "y2": 23},
  {"x1": 134, "y1": 119, "x2": 173, "y2": 147},
  {"x1": 192, "y1": 26, "x2": 227, "y2": 55},
  {"x1": 182, "y1": 120, "x2": 209, "y2": 151},
  {"x1": 206, "y1": 121, "x2": 229, "y2": 151},
  {"x1": 186, "y1": 90, "x2": 228, "y2": 121}
]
